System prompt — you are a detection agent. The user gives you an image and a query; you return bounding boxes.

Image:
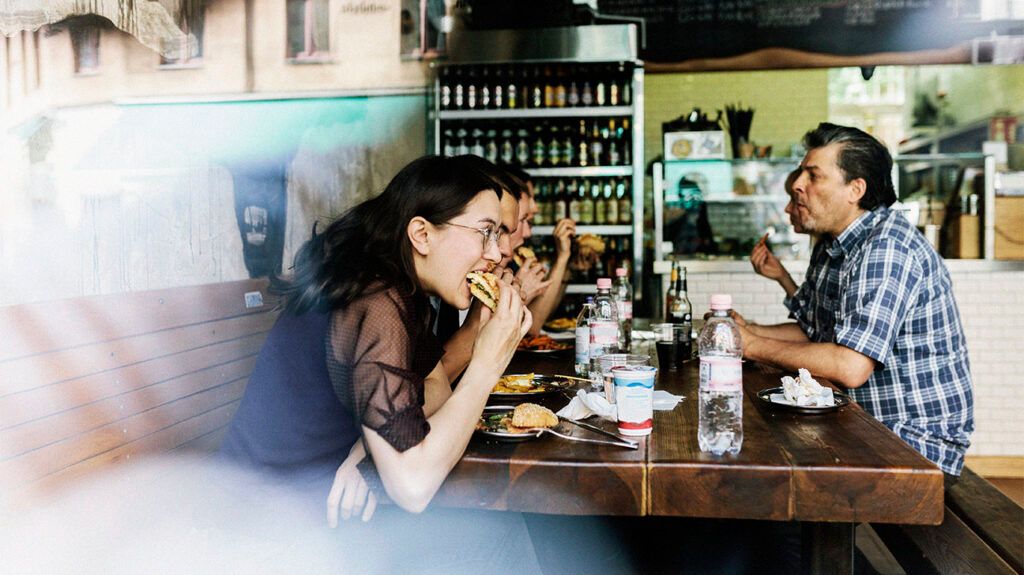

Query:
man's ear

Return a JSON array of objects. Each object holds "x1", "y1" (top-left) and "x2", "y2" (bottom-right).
[
  {"x1": 847, "y1": 177, "x2": 867, "y2": 206},
  {"x1": 408, "y1": 216, "x2": 432, "y2": 256}
]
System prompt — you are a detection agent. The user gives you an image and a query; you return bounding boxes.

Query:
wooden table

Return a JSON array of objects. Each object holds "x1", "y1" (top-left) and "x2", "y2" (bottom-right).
[{"x1": 435, "y1": 343, "x2": 944, "y2": 574}]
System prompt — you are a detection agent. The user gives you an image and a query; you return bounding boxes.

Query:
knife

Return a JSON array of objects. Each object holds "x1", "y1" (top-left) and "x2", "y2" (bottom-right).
[{"x1": 560, "y1": 417, "x2": 639, "y2": 447}]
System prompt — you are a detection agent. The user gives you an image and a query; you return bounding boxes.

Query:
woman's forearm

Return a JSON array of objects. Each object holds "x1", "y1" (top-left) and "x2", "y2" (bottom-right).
[{"x1": 362, "y1": 360, "x2": 500, "y2": 513}]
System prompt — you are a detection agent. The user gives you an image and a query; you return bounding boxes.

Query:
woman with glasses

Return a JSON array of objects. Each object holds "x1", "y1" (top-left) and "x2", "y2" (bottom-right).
[{"x1": 218, "y1": 155, "x2": 539, "y2": 572}]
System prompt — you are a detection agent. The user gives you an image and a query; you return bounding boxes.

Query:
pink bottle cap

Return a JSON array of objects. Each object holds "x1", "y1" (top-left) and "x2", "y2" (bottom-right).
[
  {"x1": 615, "y1": 267, "x2": 628, "y2": 277},
  {"x1": 597, "y1": 278, "x2": 612, "y2": 289},
  {"x1": 710, "y1": 294, "x2": 733, "y2": 310}
]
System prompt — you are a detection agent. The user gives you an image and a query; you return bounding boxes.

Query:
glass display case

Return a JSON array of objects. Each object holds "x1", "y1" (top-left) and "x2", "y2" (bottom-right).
[
  {"x1": 432, "y1": 25, "x2": 644, "y2": 295},
  {"x1": 652, "y1": 158, "x2": 804, "y2": 262}
]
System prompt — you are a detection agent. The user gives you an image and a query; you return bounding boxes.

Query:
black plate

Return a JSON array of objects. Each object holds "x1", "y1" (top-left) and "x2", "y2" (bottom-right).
[
  {"x1": 490, "y1": 374, "x2": 574, "y2": 400},
  {"x1": 474, "y1": 406, "x2": 542, "y2": 442},
  {"x1": 516, "y1": 346, "x2": 573, "y2": 357},
  {"x1": 757, "y1": 386, "x2": 851, "y2": 414}
]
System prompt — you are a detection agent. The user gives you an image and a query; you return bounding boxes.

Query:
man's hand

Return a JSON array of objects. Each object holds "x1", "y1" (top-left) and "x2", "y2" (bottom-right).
[
  {"x1": 326, "y1": 440, "x2": 377, "y2": 527},
  {"x1": 515, "y1": 259, "x2": 551, "y2": 304},
  {"x1": 750, "y1": 234, "x2": 786, "y2": 282},
  {"x1": 552, "y1": 218, "x2": 576, "y2": 263}
]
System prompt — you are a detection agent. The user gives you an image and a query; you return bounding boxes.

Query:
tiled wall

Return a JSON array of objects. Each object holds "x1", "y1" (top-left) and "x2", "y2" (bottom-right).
[
  {"x1": 644, "y1": 69, "x2": 831, "y2": 165},
  {"x1": 675, "y1": 263, "x2": 1024, "y2": 457}
]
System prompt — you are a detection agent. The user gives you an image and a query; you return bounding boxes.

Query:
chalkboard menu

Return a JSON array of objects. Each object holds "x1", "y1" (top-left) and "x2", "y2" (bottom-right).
[{"x1": 598, "y1": 0, "x2": 1023, "y2": 63}]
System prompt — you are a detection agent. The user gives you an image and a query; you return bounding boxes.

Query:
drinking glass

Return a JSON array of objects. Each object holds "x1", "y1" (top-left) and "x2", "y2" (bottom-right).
[
  {"x1": 651, "y1": 323, "x2": 690, "y2": 371},
  {"x1": 591, "y1": 353, "x2": 650, "y2": 403}
]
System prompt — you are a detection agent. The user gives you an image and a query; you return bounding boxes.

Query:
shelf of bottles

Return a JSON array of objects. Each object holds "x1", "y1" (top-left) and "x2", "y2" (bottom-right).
[
  {"x1": 433, "y1": 60, "x2": 644, "y2": 298},
  {"x1": 440, "y1": 117, "x2": 634, "y2": 172},
  {"x1": 529, "y1": 176, "x2": 632, "y2": 231}
]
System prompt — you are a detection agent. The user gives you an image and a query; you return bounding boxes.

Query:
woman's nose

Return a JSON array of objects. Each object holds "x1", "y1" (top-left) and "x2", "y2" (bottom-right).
[{"x1": 484, "y1": 238, "x2": 502, "y2": 263}]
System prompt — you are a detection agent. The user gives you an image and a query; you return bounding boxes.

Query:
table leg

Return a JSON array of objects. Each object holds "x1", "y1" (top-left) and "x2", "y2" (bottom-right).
[{"x1": 801, "y1": 522, "x2": 855, "y2": 575}]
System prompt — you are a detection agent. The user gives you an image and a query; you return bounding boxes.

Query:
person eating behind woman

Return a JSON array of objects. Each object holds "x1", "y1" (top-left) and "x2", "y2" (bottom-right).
[{"x1": 218, "y1": 155, "x2": 537, "y2": 570}]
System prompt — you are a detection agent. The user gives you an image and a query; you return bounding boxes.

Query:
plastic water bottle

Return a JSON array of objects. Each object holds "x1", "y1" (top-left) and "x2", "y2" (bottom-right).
[
  {"x1": 588, "y1": 278, "x2": 620, "y2": 384},
  {"x1": 574, "y1": 297, "x2": 595, "y2": 376},
  {"x1": 612, "y1": 268, "x2": 633, "y2": 352},
  {"x1": 697, "y1": 294, "x2": 743, "y2": 455}
]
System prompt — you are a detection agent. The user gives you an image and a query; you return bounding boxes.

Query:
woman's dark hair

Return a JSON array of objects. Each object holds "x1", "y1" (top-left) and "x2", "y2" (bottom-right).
[
  {"x1": 275, "y1": 155, "x2": 503, "y2": 314},
  {"x1": 802, "y1": 122, "x2": 896, "y2": 210}
]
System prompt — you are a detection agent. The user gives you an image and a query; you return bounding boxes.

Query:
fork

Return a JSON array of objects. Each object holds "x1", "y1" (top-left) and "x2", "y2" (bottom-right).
[{"x1": 525, "y1": 427, "x2": 639, "y2": 450}]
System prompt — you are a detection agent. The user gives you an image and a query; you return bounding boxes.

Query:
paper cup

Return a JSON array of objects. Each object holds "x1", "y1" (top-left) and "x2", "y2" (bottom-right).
[{"x1": 612, "y1": 365, "x2": 656, "y2": 436}]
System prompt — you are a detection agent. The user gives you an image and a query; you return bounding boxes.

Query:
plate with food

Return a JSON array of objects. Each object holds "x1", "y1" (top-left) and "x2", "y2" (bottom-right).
[
  {"x1": 757, "y1": 368, "x2": 850, "y2": 414},
  {"x1": 517, "y1": 334, "x2": 573, "y2": 354},
  {"x1": 542, "y1": 317, "x2": 577, "y2": 333},
  {"x1": 490, "y1": 373, "x2": 573, "y2": 399},
  {"x1": 475, "y1": 403, "x2": 559, "y2": 442}
]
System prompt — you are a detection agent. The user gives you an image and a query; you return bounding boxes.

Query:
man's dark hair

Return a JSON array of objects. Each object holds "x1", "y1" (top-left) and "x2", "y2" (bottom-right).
[
  {"x1": 802, "y1": 123, "x2": 896, "y2": 210},
  {"x1": 497, "y1": 164, "x2": 533, "y2": 199}
]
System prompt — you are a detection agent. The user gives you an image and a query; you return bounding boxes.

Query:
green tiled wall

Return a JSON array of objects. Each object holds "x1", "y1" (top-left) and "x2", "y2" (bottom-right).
[{"x1": 644, "y1": 69, "x2": 831, "y2": 165}]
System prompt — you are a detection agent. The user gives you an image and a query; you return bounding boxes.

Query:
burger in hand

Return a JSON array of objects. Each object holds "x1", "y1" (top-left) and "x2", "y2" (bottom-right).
[
  {"x1": 512, "y1": 246, "x2": 536, "y2": 267},
  {"x1": 572, "y1": 234, "x2": 605, "y2": 271},
  {"x1": 466, "y1": 271, "x2": 500, "y2": 312}
]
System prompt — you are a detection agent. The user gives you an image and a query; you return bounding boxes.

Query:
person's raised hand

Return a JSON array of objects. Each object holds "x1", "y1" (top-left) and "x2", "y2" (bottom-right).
[
  {"x1": 750, "y1": 234, "x2": 785, "y2": 282},
  {"x1": 515, "y1": 259, "x2": 551, "y2": 304},
  {"x1": 474, "y1": 271, "x2": 529, "y2": 369},
  {"x1": 553, "y1": 218, "x2": 576, "y2": 261}
]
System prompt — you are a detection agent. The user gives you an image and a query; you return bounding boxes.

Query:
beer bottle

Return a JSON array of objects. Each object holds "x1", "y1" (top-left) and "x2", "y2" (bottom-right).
[
  {"x1": 606, "y1": 179, "x2": 619, "y2": 224},
  {"x1": 617, "y1": 179, "x2": 632, "y2": 224},
  {"x1": 553, "y1": 179, "x2": 568, "y2": 221},
  {"x1": 578, "y1": 120, "x2": 589, "y2": 167}
]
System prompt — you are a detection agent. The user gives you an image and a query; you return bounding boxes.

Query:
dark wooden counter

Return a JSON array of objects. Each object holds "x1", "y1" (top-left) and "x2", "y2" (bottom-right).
[{"x1": 435, "y1": 343, "x2": 945, "y2": 574}]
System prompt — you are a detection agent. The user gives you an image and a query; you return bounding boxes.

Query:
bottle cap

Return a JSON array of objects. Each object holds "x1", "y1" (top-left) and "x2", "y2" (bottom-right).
[
  {"x1": 710, "y1": 294, "x2": 733, "y2": 310},
  {"x1": 615, "y1": 267, "x2": 627, "y2": 277},
  {"x1": 585, "y1": 296, "x2": 594, "y2": 303},
  {"x1": 597, "y1": 278, "x2": 612, "y2": 289}
]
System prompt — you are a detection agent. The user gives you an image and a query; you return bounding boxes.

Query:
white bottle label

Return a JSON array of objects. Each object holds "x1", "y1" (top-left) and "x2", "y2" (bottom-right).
[
  {"x1": 575, "y1": 327, "x2": 590, "y2": 365},
  {"x1": 699, "y1": 356, "x2": 742, "y2": 392},
  {"x1": 616, "y1": 301, "x2": 633, "y2": 320},
  {"x1": 590, "y1": 321, "x2": 618, "y2": 346}
]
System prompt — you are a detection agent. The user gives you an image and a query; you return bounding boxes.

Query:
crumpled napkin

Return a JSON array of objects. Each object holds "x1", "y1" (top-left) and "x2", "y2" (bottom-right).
[
  {"x1": 557, "y1": 389, "x2": 617, "y2": 421},
  {"x1": 556, "y1": 389, "x2": 686, "y2": 422},
  {"x1": 653, "y1": 390, "x2": 685, "y2": 410}
]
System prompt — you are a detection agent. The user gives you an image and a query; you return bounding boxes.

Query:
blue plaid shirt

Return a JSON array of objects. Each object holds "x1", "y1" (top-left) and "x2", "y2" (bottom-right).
[{"x1": 785, "y1": 207, "x2": 974, "y2": 475}]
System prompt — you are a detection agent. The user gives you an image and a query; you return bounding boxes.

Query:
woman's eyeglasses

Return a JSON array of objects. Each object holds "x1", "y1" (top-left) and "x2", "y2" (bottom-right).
[{"x1": 446, "y1": 222, "x2": 502, "y2": 250}]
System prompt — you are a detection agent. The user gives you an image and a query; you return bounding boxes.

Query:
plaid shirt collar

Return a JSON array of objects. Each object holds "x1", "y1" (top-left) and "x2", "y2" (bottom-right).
[{"x1": 825, "y1": 207, "x2": 883, "y2": 259}]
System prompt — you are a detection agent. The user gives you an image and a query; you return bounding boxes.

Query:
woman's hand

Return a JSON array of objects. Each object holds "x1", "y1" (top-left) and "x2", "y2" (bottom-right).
[
  {"x1": 326, "y1": 440, "x2": 377, "y2": 527},
  {"x1": 515, "y1": 259, "x2": 551, "y2": 304},
  {"x1": 750, "y1": 234, "x2": 785, "y2": 282},
  {"x1": 474, "y1": 271, "x2": 532, "y2": 370}
]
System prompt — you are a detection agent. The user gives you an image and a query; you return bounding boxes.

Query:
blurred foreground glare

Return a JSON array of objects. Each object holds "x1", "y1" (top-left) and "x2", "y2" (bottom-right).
[{"x1": 0, "y1": 455, "x2": 539, "y2": 574}]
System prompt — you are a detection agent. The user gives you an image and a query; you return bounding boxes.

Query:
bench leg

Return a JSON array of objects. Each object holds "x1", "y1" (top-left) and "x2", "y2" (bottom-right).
[{"x1": 802, "y1": 522, "x2": 855, "y2": 575}]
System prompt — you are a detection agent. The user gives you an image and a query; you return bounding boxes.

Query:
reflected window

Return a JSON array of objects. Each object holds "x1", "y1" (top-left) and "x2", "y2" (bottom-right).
[
  {"x1": 161, "y1": 6, "x2": 205, "y2": 66},
  {"x1": 401, "y1": 0, "x2": 448, "y2": 58},
  {"x1": 287, "y1": 0, "x2": 330, "y2": 60},
  {"x1": 71, "y1": 23, "x2": 100, "y2": 73}
]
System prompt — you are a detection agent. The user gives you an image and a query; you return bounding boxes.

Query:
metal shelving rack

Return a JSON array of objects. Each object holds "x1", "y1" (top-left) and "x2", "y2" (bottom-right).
[{"x1": 431, "y1": 24, "x2": 645, "y2": 297}]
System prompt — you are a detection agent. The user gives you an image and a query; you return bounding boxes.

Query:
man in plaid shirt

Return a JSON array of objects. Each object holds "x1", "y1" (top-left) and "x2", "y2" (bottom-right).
[{"x1": 737, "y1": 123, "x2": 973, "y2": 480}]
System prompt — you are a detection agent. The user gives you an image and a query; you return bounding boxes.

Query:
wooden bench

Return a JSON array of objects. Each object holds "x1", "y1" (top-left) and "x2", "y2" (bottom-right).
[
  {"x1": 873, "y1": 467, "x2": 1023, "y2": 574},
  {"x1": 0, "y1": 279, "x2": 277, "y2": 504}
]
